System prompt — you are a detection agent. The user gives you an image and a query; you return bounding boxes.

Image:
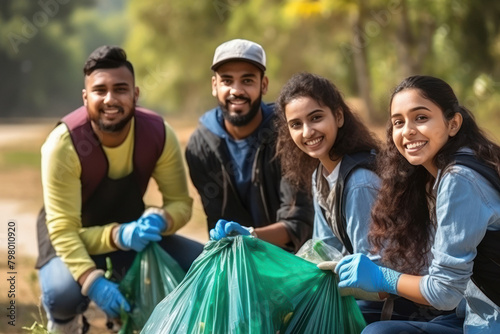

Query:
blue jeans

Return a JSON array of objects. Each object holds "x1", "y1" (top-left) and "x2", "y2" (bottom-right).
[
  {"x1": 39, "y1": 235, "x2": 204, "y2": 323},
  {"x1": 357, "y1": 298, "x2": 456, "y2": 324},
  {"x1": 361, "y1": 313, "x2": 464, "y2": 334}
]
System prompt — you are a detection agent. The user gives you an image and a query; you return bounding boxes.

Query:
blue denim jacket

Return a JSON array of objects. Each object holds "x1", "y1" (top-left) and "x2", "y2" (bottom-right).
[
  {"x1": 420, "y1": 164, "x2": 500, "y2": 332},
  {"x1": 312, "y1": 166, "x2": 381, "y2": 262}
]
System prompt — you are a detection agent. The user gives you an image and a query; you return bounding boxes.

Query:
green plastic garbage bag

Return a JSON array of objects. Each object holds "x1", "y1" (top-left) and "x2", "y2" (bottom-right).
[
  {"x1": 118, "y1": 242, "x2": 186, "y2": 334},
  {"x1": 142, "y1": 236, "x2": 366, "y2": 333}
]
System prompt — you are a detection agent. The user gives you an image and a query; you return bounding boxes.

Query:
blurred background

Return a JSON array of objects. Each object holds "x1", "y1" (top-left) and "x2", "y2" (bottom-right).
[
  {"x1": 1, "y1": 0, "x2": 500, "y2": 126},
  {"x1": 1, "y1": 0, "x2": 500, "y2": 332}
]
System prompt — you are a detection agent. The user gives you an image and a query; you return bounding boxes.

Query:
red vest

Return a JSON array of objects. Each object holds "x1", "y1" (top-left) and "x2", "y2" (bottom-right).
[
  {"x1": 61, "y1": 106, "x2": 166, "y2": 202},
  {"x1": 36, "y1": 106, "x2": 165, "y2": 269}
]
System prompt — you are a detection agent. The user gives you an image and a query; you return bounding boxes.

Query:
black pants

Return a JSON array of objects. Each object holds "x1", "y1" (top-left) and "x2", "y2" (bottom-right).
[
  {"x1": 91, "y1": 234, "x2": 204, "y2": 279},
  {"x1": 358, "y1": 298, "x2": 456, "y2": 324}
]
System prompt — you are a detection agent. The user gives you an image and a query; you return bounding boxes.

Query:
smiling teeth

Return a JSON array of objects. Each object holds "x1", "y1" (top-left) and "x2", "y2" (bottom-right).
[
  {"x1": 306, "y1": 137, "x2": 322, "y2": 146},
  {"x1": 104, "y1": 109, "x2": 119, "y2": 114},
  {"x1": 406, "y1": 141, "x2": 426, "y2": 149}
]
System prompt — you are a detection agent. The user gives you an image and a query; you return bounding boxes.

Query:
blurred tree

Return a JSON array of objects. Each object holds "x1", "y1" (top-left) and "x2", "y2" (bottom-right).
[
  {"x1": 0, "y1": 1, "x2": 93, "y2": 117},
  {"x1": 2, "y1": 0, "x2": 498, "y2": 125},
  {"x1": 282, "y1": 0, "x2": 500, "y2": 122},
  {"x1": 0, "y1": 0, "x2": 127, "y2": 118},
  {"x1": 397, "y1": 0, "x2": 500, "y2": 122},
  {"x1": 125, "y1": 0, "x2": 359, "y2": 115},
  {"x1": 125, "y1": 0, "x2": 226, "y2": 114}
]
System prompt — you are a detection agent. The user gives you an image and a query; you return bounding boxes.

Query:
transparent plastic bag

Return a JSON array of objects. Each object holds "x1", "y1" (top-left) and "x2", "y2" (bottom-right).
[
  {"x1": 295, "y1": 239, "x2": 344, "y2": 264},
  {"x1": 142, "y1": 237, "x2": 366, "y2": 333},
  {"x1": 118, "y1": 242, "x2": 186, "y2": 334}
]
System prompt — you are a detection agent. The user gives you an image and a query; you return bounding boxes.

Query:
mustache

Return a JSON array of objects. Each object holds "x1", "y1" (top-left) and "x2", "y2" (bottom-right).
[
  {"x1": 227, "y1": 95, "x2": 250, "y2": 103},
  {"x1": 100, "y1": 105, "x2": 124, "y2": 113}
]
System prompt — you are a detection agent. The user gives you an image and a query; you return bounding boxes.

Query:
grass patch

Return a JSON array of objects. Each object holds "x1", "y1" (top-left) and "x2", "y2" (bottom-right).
[
  {"x1": 0, "y1": 150, "x2": 40, "y2": 170},
  {"x1": 0, "y1": 254, "x2": 44, "y2": 333}
]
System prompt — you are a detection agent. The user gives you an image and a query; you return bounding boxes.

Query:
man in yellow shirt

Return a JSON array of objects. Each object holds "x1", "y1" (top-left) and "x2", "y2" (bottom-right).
[{"x1": 36, "y1": 45, "x2": 203, "y2": 333}]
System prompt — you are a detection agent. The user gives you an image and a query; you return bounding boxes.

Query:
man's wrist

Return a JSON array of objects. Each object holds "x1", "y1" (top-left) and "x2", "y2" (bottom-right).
[
  {"x1": 81, "y1": 269, "x2": 105, "y2": 296},
  {"x1": 142, "y1": 207, "x2": 169, "y2": 232},
  {"x1": 78, "y1": 267, "x2": 96, "y2": 286},
  {"x1": 113, "y1": 224, "x2": 129, "y2": 251},
  {"x1": 247, "y1": 227, "x2": 258, "y2": 237}
]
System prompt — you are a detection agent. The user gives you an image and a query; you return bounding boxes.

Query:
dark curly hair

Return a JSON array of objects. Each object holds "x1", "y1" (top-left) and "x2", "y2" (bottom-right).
[
  {"x1": 370, "y1": 75, "x2": 500, "y2": 274},
  {"x1": 275, "y1": 72, "x2": 380, "y2": 194},
  {"x1": 83, "y1": 45, "x2": 134, "y2": 78}
]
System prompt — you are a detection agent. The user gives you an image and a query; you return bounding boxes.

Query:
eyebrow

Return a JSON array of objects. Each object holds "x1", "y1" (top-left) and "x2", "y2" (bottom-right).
[
  {"x1": 91, "y1": 82, "x2": 130, "y2": 88},
  {"x1": 219, "y1": 73, "x2": 257, "y2": 79},
  {"x1": 287, "y1": 109, "x2": 324, "y2": 123},
  {"x1": 391, "y1": 105, "x2": 431, "y2": 118}
]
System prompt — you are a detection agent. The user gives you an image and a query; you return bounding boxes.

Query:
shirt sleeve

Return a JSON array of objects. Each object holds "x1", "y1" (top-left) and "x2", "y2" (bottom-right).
[
  {"x1": 152, "y1": 121, "x2": 193, "y2": 233},
  {"x1": 42, "y1": 124, "x2": 117, "y2": 281},
  {"x1": 420, "y1": 167, "x2": 494, "y2": 310},
  {"x1": 185, "y1": 129, "x2": 226, "y2": 229},
  {"x1": 276, "y1": 176, "x2": 314, "y2": 252},
  {"x1": 344, "y1": 168, "x2": 381, "y2": 263}
]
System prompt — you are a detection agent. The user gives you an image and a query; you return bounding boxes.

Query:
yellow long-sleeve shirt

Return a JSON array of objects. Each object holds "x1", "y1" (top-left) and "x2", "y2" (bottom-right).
[{"x1": 41, "y1": 118, "x2": 193, "y2": 280}]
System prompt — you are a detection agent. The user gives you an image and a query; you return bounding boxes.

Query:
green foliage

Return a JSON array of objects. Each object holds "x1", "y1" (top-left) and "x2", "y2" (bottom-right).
[
  {"x1": 1, "y1": 0, "x2": 499, "y2": 126},
  {"x1": 22, "y1": 322, "x2": 48, "y2": 334},
  {"x1": 0, "y1": 0, "x2": 127, "y2": 117},
  {"x1": 124, "y1": 0, "x2": 226, "y2": 114},
  {"x1": 22, "y1": 294, "x2": 49, "y2": 334}
]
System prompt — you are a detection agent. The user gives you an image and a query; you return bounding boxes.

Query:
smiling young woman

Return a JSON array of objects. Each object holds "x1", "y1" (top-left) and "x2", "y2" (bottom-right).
[
  {"x1": 275, "y1": 73, "x2": 397, "y2": 322},
  {"x1": 390, "y1": 88, "x2": 461, "y2": 177},
  {"x1": 334, "y1": 75, "x2": 500, "y2": 333},
  {"x1": 284, "y1": 95, "x2": 344, "y2": 173}
]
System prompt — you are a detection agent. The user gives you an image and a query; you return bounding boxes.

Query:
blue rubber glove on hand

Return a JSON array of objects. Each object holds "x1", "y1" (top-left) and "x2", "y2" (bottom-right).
[
  {"x1": 335, "y1": 254, "x2": 401, "y2": 295},
  {"x1": 209, "y1": 219, "x2": 251, "y2": 240},
  {"x1": 87, "y1": 277, "x2": 130, "y2": 319},
  {"x1": 140, "y1": 213, "x2": 167, "y2": 233},
  {"x1": 118, "y1": 219, "x2": 162, "y2": 252},
  {"x1": 317, "y1": 261, "x2": 383, "y2": 301}
]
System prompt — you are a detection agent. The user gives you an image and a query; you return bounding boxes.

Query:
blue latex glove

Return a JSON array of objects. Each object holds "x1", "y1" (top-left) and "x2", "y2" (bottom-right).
[
  {"x1": 140, "y1": 213, "x2": 167, "y2": 232},
  {"x1": 209, "y1": 219, "x2": 251, "y2": 240},
  {"x1": 317, "y1": 261, "x2": 383, "y2": 301},
  {"x1": 118, "y1": 219, "x2": 162, "y2": 252},
  {"x1": 87, "y1": 277, "x2": 130, "y2": 318},
  {"x1": 335, "y1": 254, "x2": 401, "y2": 295}
]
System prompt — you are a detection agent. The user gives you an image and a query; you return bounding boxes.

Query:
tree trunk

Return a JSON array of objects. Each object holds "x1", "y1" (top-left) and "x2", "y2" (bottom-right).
[
  {"x1": 395, "y1": 0, "x2": 435, "y2": 77},
  {"x1": 395, "y1": 0, "x2": 416, "y2": 77},
  {"x1": 351, "y1": 6, "x2": 377, "y2": 123}
]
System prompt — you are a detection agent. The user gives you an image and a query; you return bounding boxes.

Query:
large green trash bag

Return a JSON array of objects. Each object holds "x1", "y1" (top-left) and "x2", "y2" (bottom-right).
[
  {"x1": 141, "y1": 236, "x2": 366, "y2": 333},
  {"x1": 118, "y1": 242, "x2": 186, "y2": 334}
]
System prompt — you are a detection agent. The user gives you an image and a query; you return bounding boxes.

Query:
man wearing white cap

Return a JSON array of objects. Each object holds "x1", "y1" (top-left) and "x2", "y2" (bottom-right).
[{"x1": 185, "y1": 39, "x2": 313, "y2": 251}]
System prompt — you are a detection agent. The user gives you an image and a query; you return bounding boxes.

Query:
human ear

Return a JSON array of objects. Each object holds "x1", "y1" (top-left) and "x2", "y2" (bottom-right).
[
  {"x1": 211, "y1": 76, "x2": 217, "y2": 97},
  {"x1": 336, "y1": 109, "x2": 344, "y2": 128},
  {"x1": 82, "y1": 89, "x2": 87, "y2": 106},
  {"x1": 261, "y1": 76, "x2": 269, "y2": 95},
  {"x1": 134, "y1": 87, "x2": 140, "y2": 103},
  {"x1": 448, "y1": 112, "x2": 463, "y2": 137}
]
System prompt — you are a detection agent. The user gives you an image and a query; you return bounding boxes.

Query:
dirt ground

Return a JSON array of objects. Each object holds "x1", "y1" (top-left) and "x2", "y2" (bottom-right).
[{"x1": 0, "y1": 117, "x2": 208, "y2": 333}]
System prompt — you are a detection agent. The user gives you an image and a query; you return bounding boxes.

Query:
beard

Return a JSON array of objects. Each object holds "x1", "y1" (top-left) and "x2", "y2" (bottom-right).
[
  {"x1": 219, "y1": 94, "x2": 262, "y2": 127},
  {"x1": 97, "y1": 103, "x2": 135, "y2": 133}
]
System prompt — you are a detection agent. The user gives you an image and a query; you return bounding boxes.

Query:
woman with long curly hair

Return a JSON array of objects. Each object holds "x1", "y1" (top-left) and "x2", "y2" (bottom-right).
[
  {"x1": 276, "y1": 72, "x2": 395, "y2": 322},
  {"x1": 334, "y1": 75, "x2": 500, "y2": 333},
  {"x1": 275, "y1": 72, "x2": 379, "y2": 255}
]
